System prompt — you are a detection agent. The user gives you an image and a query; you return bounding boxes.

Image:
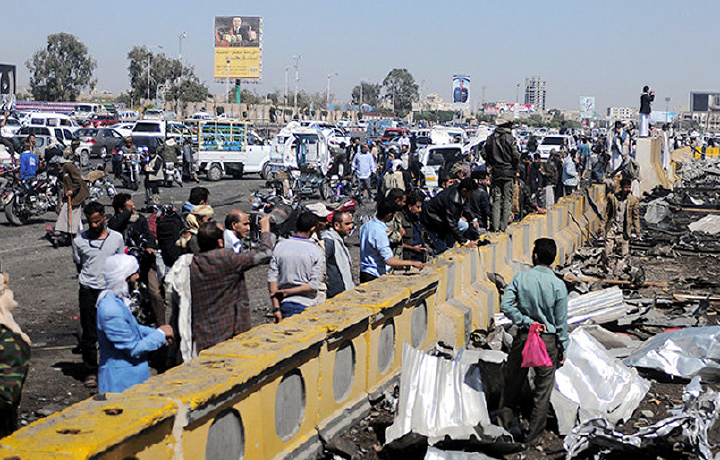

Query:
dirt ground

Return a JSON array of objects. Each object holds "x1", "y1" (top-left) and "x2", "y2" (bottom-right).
[{"x1": 1, "y1": 175, "x2": 355, "y2": 426}]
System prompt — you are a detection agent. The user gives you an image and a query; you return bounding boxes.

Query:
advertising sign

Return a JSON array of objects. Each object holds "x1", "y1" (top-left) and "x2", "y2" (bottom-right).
[
  {"x1": 0, "y1": 64, "x2": 16, "y2": 110},
  {"x1": 452, "y1": 75, "x2": 470, "y2": 108},
  {"x1": 214, "y1": 16, "x2": 262, "y2": 80},
  {"x1": 579, "y1": 96, "x2": 595, "y2": 119},
  {"x1": 691, "y1": 92, "x2": 720, "y2": 112}
]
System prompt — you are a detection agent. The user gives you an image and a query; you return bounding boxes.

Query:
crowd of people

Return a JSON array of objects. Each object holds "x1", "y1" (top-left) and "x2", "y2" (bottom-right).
[{"x1": 0, "y1": 98, "x2": 664, "y2": 445}]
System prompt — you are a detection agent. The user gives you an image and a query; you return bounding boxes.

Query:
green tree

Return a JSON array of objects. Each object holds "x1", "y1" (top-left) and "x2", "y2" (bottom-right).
[
  {"x1": 351, "y1": 82, "x2": 381, "y2": 107},
  {"x1": 382, "y1": 69, "x2": 418, "y2": 116},
  {"x1": 26, "y1": 33, "x2": 96, "y2": 101}
]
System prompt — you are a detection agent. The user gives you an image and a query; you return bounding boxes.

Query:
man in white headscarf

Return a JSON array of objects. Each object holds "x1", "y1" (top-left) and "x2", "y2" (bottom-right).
[{"x1": 96, "y1": 254, "x2": 173, "y2": 393}]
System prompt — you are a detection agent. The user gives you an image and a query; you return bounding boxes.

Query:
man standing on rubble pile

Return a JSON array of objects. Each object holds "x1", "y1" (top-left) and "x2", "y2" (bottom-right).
[
  {"x1": 497, "y1": 238, "x2": 568, "y2": 445},
  {"x1": 602, "y1": 177, "x2": 640, "y2": 275}
]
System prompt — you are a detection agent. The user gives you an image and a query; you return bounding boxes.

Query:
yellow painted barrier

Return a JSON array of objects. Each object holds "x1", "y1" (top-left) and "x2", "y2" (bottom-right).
[{"x1": 0, "y1": 187, "x2": 604, "y2": 460}]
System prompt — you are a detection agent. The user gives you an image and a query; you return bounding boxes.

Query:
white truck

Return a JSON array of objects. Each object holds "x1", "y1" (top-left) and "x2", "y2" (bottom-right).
[{"x1": 196, "y1": 120, "x2": 271, "y2": 181}]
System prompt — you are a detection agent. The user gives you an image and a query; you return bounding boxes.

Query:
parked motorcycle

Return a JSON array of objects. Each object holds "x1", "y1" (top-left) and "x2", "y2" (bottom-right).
[
  {"x1": 164, "y1": 161, "x2": 183, "y2": 187},
  {"x1": 86, "y1": 166, "x2": 116, "y2": 201},
  {"x1": 321, "y1": 174, "x2": 353, "y2": 202},
  {"x1": 4, "y1": 172, "x2": 62, "y2": 226}
]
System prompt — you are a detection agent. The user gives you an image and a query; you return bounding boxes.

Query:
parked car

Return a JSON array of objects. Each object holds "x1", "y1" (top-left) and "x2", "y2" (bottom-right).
[
  {"x1": 132, "y1": 120, "x2": 165, "y2": 138},
  {"x1": 381, "y1": 128, "x2": 408, "y2": 144},
  {"x1": 14, "y1": 125, "x2": 74, "y2": 154},
  {"x1": 87, "y1": 128, "x2": 124, "y2": 158},
  {"x1": 0, "y1": 117, "x2": 21, "y2": 138},
  {"x1": 536, "y1": 134, "x2": 577, "y2": 159},
  {"x1": 89, "y1": 113, "x2": 119, "y2": 128},
  {"x1": 111, "y1": 122, "x2": 136, "y2": 138},
  {"x1": 143, "y1": 109, "x2": 164, "y2": 120},
  {"x1": 74, "y1": 127, "x2": 100, "y2": 159}
]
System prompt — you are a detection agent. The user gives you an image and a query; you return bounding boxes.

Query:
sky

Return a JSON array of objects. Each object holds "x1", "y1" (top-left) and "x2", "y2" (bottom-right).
[{"x1": 2, "y1": 0, "x2": 717, "y2": 114}]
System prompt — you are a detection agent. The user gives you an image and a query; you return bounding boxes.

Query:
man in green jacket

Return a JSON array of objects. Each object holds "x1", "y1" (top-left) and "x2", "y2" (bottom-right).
[{"x1": 498, "y1": 238, "x2": 568, "y2": 445}]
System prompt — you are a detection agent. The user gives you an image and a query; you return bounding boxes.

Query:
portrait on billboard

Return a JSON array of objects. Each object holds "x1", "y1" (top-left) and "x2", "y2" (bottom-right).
[
  {"x1": 215, "y1": 16, "x2": 260, "y2": 48},
  {"x1": 452, "y1": 76, "x2": 469, "y2": 104}
]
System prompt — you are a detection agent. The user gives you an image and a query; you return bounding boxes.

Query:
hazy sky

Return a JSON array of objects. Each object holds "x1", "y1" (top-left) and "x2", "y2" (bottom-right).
[{"x1": 2, "y1": 0, "x2": 716, "y2": 113}]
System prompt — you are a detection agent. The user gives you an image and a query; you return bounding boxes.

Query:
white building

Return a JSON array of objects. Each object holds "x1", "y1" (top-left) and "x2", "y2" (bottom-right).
[{"x1": 607, "y1": 107, "x2": 637, "y2": 121}]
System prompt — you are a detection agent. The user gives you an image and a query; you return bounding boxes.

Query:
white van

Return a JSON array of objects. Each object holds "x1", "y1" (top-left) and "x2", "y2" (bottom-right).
[
  {"x1": 118, "y1": 110, "x2": 140, "y2": 122},
  {"x1": 419, "y1": 144, "x2": 463, "y2": 190},
  {"x1": 27, "y1": 112, "x2": 80, "y2": 132},
  {"x1": 73, "y1": 103, "x2": 102, "y2": 121}
]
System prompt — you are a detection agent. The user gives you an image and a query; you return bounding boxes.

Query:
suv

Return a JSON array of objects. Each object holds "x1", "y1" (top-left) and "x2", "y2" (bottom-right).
[
  {"x1": 14, "y1": 125, "x2": 74, "y2": 155},
  {"x1": 536, "y1": 135, "x2": 577, "y2": 160}
]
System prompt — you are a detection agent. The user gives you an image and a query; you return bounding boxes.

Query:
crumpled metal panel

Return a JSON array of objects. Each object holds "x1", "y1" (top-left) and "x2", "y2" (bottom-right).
[
  {"x1": 623, "y1": 326, "x2": 720, "y2": 381},
  {"x1": 563, "y1": 377, "x2": 720, "y2": 460},
  {"x1": 494, "y1": 287, "x2": 627, "y2": 328},
  {"x1": 551, "y1": 328, "x2": 650, "y2": 435},
  {"x1": 386, "y1": 343, "x2": 504, "y2": 446}
]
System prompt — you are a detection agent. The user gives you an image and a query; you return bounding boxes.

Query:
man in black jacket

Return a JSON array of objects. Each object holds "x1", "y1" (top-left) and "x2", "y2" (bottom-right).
[
  {"x1": 420, "y1": 177, "x2": 478, "y2": 254},
  {"x1": 639, "y1": 85, "x2": 654, "y2": 137},
  {"x1": 464, "y1": 170, "x2": 492, "y2": 234},
  {"x1": 483, "y1": 116, "x2": 520, "y2": 232}
]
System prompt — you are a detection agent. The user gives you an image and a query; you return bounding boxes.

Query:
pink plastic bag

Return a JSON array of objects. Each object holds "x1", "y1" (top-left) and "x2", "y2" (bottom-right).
[{"x1": 521, "y1": 324, "x2": 554, "y2": 368}]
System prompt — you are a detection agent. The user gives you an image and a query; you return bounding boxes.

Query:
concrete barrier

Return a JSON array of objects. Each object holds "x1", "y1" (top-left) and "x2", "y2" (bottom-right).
[{"x1": 0, "y1": 188, "x2": 604, "y2": 460}]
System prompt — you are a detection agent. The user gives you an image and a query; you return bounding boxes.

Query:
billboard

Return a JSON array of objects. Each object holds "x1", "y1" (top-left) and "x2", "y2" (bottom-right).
[
  {"x1": 0, "y1": 64, "x2": 16, "y2": 110},
  {"x1": 452, "y1": 75, "x2": 470, "y2": 108},
  {"x1": 214, "y1": 16, "x2": 262, "y2": 80},
  {"x1": 579, "y1": 96, "x2": 595, "y2": 119},
  {"x1": 690, "y1": 91, "x2": 720, "y2": 112}
]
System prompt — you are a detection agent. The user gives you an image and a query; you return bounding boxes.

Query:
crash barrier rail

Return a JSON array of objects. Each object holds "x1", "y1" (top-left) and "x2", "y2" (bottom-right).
[{"x1": 0, "y1": 185, "x2": 606, "y2": 460}]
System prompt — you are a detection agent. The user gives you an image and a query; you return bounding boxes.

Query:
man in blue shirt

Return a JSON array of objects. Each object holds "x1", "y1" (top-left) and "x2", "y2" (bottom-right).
[
  {"x1": 359, "y1": 200, "x2": 424, "y2": 283},
  {"x1": 19, "y1": 140, "x2": 38, "y2": 182},
  {"x1": 497, "y1": 238, "x2": 568, "y2": 445}
]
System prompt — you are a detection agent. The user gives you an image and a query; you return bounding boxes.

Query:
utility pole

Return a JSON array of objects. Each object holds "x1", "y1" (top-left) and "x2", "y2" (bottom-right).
[
  {"x1": 284, "y1": 66, "x2": 289, "y2": 123},
  {"x1": 178, "y1": 32, "x2": 186, "y2": 62},
  {"x1": 326, "y1": 72, "x2": 338, "y2": 111},
  {"x1": 293, "y1": 54, "x2": 302, "y2": 119},
  {"x1": 146, "y1": 45, "x2": 163, "y2": 103}
]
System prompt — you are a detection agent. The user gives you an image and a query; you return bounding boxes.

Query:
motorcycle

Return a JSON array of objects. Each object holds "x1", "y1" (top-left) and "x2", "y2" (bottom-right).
[
  {"x1": 120, "y1": 150, "x2": 145, "y2": 191},
  {"x1": 321, "y1": 174, "x2": 353, "y2": 202},
  {"x1": 86, "y1": 166, "x2": 117, "y2": 201},
  {"x1": 4, "y1": 172, "x2": 62, "y2": 226},
  {"x1": 164, "y1": 161, "x2": 183, "y2": 188}
]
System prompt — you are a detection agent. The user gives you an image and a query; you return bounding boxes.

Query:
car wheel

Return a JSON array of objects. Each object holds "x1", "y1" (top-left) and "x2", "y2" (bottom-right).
[
  {"x1": 260, "y1": 162, "x2": 270, "y2": 180},
  {"x1": 207, "y1": 164, "x2": 223, "y2": 181}
]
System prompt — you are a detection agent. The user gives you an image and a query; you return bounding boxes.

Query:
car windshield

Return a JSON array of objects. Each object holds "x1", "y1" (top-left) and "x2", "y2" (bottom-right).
[
  {"x1": 134, "y1": 123, "x2": 161, "y2": 133},
  {"x1": 428, "y1": 153, "x2": 444, "y2": 166},
  {"x1": 542, "y1": 137, "x2": 564, "y2": 146}
]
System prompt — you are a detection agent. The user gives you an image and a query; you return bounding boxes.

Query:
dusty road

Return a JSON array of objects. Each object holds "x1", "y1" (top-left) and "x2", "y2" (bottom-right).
[{"x1": 1, "y1": 173, "x2": 334, "y2": 425}]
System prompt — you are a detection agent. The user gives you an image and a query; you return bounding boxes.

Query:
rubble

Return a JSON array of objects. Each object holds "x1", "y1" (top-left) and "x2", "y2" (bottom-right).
[
  {"x1": 563, "y1": 377, "x2": 720, "y2": 460},
  {"x1": 551, "y1": 328, "x2": 650, "y2": 435},
  {"x1": 689, "y1": 215, "x2": 720, "y2": 235},
  {"x1": 623, "y1": 326, "x2": 720, "y2": 381}
]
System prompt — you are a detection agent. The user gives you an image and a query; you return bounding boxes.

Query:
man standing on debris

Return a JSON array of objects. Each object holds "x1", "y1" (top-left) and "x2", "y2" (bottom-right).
[
  {"x1": 602, "y1": 177, "x2": 640, "y2": 273},
  {"x1": 498, "y1": 238, "x2": 568, "y2": 445}
]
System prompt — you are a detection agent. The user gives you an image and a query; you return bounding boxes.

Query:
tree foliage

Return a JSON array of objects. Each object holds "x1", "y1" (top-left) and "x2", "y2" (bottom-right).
[
  {"x1": 127, "y1": 46, "x2": 208, "y2": 107},
  {"x1": 26, "y1": 33, "x2": 97, "y2": 101},
  {"x1": 382, "y1": 69, "x2": 418, "y2": 116},
  {"x1": 351, "y1": 82, "x2": 382, "y2": 107}
]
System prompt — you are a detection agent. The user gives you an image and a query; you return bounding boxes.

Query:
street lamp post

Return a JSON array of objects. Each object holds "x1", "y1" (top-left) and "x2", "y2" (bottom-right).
[
  {"x1": 284, "y1": 66, "x2": 289, "y2": 122},
  {"x1": 178, "y1": 32, "x2": 187, "y2": 62},
  {"x1": 293, "y1": 54, "x2": 302, "y2": 119},
  {"x1": 146, "y1": 45, "x2": 163, "y2": 103},
  {"x1": 326, "y1": 72, "x2": 338, "y2": 119}
]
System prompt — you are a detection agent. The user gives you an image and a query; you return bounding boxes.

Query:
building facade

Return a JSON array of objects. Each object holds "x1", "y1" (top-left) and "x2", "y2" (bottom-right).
[
  {"x1": 607, "y1": 107, "x2": 637, "y2": 121},
  {"x1": 524, "y1": 76, "x2": 546, "y2": 111}
]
